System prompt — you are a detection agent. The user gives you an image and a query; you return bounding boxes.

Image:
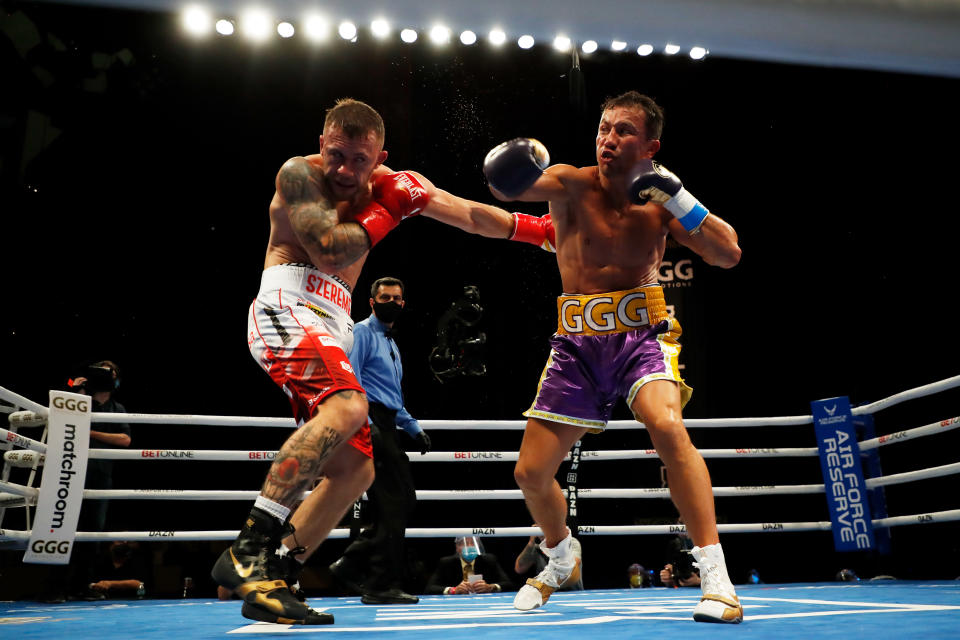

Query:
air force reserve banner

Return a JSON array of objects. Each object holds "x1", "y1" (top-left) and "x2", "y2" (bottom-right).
[
  {"x1": 23, "y1": 391, "x2": 92, "y2": 565},
  {"x1": 811, "y1": 396, "x2": 875, "y2": 552}
]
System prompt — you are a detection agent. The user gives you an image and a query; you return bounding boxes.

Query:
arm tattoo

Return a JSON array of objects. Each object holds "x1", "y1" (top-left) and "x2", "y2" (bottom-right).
[
  {"x1": 279, "y1": 158, "x2": 371, "y2": 269},
  {"x1": 261, "y1": 423, "x2": 344, "y2": 507}
]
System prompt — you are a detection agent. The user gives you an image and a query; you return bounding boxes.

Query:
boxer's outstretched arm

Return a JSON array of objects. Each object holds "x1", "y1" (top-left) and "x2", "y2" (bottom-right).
[
  {"x1": 411, "y1": 171, "x2": 516, "y2": 238},
  {"x1": 668, "y1": 213, "x2": 741, "y2": 268},
  {"x1": 278, "y1": 157, "x2": 370, "y2": 270}
]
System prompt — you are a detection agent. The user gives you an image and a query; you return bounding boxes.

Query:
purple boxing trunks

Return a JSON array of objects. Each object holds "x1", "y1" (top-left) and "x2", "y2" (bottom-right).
[{"x1": 523, "y1": 284, "x2": 693, "y2": 430}]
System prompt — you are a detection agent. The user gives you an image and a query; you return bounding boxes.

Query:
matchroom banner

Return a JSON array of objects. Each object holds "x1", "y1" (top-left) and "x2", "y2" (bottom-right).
[{"x1": 23, "y1": 391, "x2": 91, "y2": 565}]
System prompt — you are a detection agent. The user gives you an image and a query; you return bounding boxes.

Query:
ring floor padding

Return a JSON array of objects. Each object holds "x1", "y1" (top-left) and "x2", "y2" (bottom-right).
[{"x1": 3, "y1": 581, "x2": 958, "y2": 639}]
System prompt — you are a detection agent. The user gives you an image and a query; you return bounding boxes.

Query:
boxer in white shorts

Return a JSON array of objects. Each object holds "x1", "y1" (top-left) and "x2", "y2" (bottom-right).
[{"x1": 212, "y1": 98, "x2": 518, "y2": 625}]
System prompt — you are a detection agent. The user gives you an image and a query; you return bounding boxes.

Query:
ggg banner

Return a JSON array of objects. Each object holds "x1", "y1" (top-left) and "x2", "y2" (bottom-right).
[
  {"x1": 23, "y1": 391, "x2": 91, "y2": 565},
  {"x1": 811, "y1": 396, "x2": 874, "y2": 552}
]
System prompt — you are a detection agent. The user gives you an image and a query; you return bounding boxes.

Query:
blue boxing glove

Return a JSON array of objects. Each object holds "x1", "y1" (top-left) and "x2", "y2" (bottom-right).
[
  {"x1": 483, "y1": 138, "x2": 550, "y2": 198},
  {"x1": 628, "y1": 159, "x2": 709, "y2": 234}
]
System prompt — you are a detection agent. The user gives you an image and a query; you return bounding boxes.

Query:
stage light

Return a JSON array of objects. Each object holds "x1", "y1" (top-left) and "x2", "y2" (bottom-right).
[
  {"x1": 581, "y1": 40, "x2": 598, "y2": 54},
  {"x1": 215, "y1": 19, "x2": 234, "y2": 35},
  {"x1": 518, "y1": 34, "x2": 535, "y2": 49},
  {"x1": 240, "y1": 8, "x2": 272, "y2": 42},
  {"x1": 611, "y1": 40, "x2": 627, "y2": 51},
  {"x1": 182, "y1": 6, "x2": 212, "y2": 36},
  {"x1": 488, "y1": 29, "x2": 507, "y2": 46},
  {"x1": 303, "y1": 15, "x2": 329, "y2": 41},
  {"x1": 338, "y1": 21, "x2": 357, "y2": 40},
  {"x1": 637, "y1": 43, "x2": 654, "y2": 56},
  {"x1": 430, "y1": 24, "x2": 451, "y2": 45},
  {"x1": 460, "y1": 30, "x2": 477, "y2": 45},
  {"x1": 665, "y1": 43, "x2": 680, "y2": 55},
  {"x1": 400, "y1": 28, "x2": 418, "y2": 43},
  {"x1": 553, "y1": 35, "x2": 571, "y2": 52},
  {"x1": 690, "y1": 46, "x2": 708, "y2": 60},
  {"x1": 277, "y1": 22, "x2": 294, "y2": 38},
  {"x1": 371, "y1": 18, "x2": 390, "y2": 39}
]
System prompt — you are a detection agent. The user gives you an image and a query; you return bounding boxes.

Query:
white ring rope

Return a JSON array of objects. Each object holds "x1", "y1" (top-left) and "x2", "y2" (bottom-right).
[
  {"x1": 852, "y1": 374, "x2": 960, "y2": 416},
  {"x1": 0, "y1": 387, "x2": 46, "y2": 415},
  {"x1": 2, "y1": 446, "x2": 823, "y2": 465},
  {"x1": 3, "y1": 510, "x2": 960, "y2": 545},
  {"x1": 2, "y1": 375, "x2": 958, "y2": 545},
  {"x1": 46, "y1": 484, "x2": 829, "y2": 502},
  {"x1": 858, "y1": 416, "x2": 960, "y2": 450},
  {"x1": 2, "y1": 374, "x2": 957, "y2": 429}
]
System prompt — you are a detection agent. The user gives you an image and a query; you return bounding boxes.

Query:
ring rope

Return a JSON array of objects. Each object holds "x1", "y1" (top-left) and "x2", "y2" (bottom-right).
[
  {"x1": 3, "y1": 376, "x2": 958, "y2": 555},
  {"x1": 2, "y1": 446, "x2": 823, "y2": 464},
  {"x1": 857, "y1": 416, "x2": 960, "y2": 450},
  {"x1": 3, "y1": 509, "x2": 960, "y2": 545},
  {"x1": 2, "y1": 374, "x2": 957, "y2": 429},
  {"x1": 0, "y1": 387, "x2": 45, "y2": 414},
  {"x1": 5, "y1": 460, "x2": 953, "y2": 504},
  {"x1": 0, "y1": 480, "x2": 38, "y2": 499},
  {"x1": 852, "y1": 374, "x2": 960, "y2": 416},
  {"x1": 862, "y1": 461, "x2": 960, "y2": 488}
]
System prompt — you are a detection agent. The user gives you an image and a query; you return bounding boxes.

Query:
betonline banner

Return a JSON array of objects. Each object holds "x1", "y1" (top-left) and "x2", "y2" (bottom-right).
[
  {"x1": 811, "y1": 396, "x2": 874, "y2": 552},
  {"x1": 23, "y1": 391, "x2": 91, "y2": 564}
]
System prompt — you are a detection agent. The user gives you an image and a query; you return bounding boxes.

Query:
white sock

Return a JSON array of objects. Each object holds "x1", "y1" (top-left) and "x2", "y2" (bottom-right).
[{"x1": 254, "y1": 495, "x2": 290, "y2": 523}]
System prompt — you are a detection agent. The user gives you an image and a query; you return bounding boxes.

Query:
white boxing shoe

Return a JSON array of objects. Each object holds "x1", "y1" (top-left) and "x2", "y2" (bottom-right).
[
  {"x1": 691, "y1": 543, "x2": 743, "y2": 624},
  {"x1": 513, "y1": 530, "x2": 581, "y2": 611}
]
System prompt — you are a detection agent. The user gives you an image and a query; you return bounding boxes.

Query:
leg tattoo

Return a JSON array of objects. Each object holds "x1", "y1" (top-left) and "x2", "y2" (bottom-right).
[{"x1": 262, "y1": 423, "x2": 344, "y2": 507}]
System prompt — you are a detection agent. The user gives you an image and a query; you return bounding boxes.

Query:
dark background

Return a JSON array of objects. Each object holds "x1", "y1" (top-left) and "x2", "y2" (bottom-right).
[{"x1": 2, "y1": 2, "x2": 959, "y2": 598}]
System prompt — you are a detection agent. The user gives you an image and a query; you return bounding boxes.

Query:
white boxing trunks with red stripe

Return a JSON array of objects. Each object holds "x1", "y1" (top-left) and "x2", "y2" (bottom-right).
[{"x1": 247, "y1": 262, "x2": 372, "y2": 458}]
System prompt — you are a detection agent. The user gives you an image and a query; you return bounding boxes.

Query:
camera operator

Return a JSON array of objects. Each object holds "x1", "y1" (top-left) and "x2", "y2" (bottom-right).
[
  {"x1": 42, "y1": 360, "x2": 132, "y2": 602},
  {"x1": 429, "y1": 286, "x2": 487, "y2": 381},
  {"x1": 69, "y1": 359, "x2": 132, "y2": 532},
  {"x1": 659, "y1": 518, "x2": 701, "y2": 588}
]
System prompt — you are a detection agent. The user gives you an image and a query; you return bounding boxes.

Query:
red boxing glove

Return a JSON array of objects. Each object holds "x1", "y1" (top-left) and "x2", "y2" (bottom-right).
[
  {"x1": 510, "y1": 212, "x2": 556, "y2": 253},
  {"x1": 354, "y1": 201, "x2": 397, "y2": 247},
  {"x1": 373, "y1": 171, "x2": 431, "y2": 220},
  {"x1": 355, "y1": 172, "x2": 431, "y2": 247}
]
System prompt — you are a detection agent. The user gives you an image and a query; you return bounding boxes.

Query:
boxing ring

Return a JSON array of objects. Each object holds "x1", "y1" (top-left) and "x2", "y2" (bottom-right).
[{"x1": 2, "y1": 375, "x2": 960, "y2": 637}]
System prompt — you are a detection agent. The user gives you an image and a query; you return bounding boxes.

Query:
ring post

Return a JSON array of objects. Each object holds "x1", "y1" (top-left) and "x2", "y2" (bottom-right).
[
  {"x1": 23, "y1": 391, "x2": 91, "y2": 564},
  {"x1": 855, "y1": 413, "x2": 891, "y2": 555},
  {"x1": 811, "y1": 396, "x2": 875, "y2": 551},
  {"x1": 565, "y1": 440, "x2": 582, "y2": 536}
]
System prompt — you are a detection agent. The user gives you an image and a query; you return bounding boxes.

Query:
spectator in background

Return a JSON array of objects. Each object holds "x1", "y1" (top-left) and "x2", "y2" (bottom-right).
[
  {"x1": 69, "y1": 360, "x2": 131, "y2": 531},
  {"x1": 41, "y1": 360, "x2": 131, "y2": 602},
  {"x1": 515, "y1": 528, "x2": 583, "y2": 590},
  {"x1": 660, "y1": 519, "x2": 701, "y2": 588},
  {"x1": 426, "y1": 535, "x2": 514, "y2": 595},
  {"x1": 87, "y1": 541, "x2": 151, "y2": 600}
]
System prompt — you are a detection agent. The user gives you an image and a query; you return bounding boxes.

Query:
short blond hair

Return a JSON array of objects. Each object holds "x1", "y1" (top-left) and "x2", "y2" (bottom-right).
[{"x1": 324, "y1": 98, "x2": 385, "y2": 144}]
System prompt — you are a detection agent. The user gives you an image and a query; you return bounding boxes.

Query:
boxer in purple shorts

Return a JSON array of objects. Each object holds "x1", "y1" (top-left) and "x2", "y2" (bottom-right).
[
  {"x1": 481, "y1": 91, "x2": 745, "y2": 623},
  {"x1": 526, "y1": 284, "x2": 692, "y2": 430}
]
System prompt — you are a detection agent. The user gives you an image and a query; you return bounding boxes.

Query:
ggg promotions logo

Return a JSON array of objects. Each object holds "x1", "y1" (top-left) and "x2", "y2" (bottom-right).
[
  {"x1": 659, "y1": 259, "x2": 695, "y2": 288},
  {"x1": 51, "y1": 397, "x2": 89, "y2": 412},
  {"x1": 23, "y1": 390, "x2": 91, "y2": 565},
  {"x1": 30, "y1": 540, "x2": 71, "y2": 555}
]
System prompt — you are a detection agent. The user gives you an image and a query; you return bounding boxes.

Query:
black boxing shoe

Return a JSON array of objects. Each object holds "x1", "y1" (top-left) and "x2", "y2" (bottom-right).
[
  {"x1": 278, "y1": 547, "x2": 307, "y2": 603},
  {"x1": 212, "y1": 507, "x2": 333, "y2": 625}
]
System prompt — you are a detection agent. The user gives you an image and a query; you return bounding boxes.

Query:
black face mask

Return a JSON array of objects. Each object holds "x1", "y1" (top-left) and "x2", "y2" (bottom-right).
[
  {"x1": 373, "y1": 301, "x2": 403, "y2": 324},
  {"x1": 111, "y1": 543, "x2": 133, "y2": 562}
]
